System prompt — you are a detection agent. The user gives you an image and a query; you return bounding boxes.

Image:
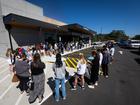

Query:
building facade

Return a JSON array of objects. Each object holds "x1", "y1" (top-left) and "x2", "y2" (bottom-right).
[
  {"x1": 0, "y1": 0, "x2": 95, "y2": 57},
  {"x1": 0, "y1": 0, "x2": 66, "y2": 56}
]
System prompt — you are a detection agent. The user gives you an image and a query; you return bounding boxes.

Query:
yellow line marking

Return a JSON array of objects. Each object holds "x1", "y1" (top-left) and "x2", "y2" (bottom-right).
[
  {"x1": 72, "y1": 58, "x2": 78, "y2": 64},
  {"x1": 71, "y1": 58, "x2": 78, "y2": 72},
  {"x1": 64, "y1": 60, "x2": 70, "y2": 68},
  {"x1": 67, "y1": 57, "x2": 77, "y2": 69}
]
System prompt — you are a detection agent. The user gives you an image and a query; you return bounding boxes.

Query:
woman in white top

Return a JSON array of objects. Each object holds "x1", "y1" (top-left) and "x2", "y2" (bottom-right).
[
  {"x1": 97, "y1": 49, "x2": 103, "y2": 75},
  {"x1": 109, "y1": 45, "x2": 115, "y2": 63},
  {"x1": 72, "y1": 53, "x2": 87, "y2": 90}
]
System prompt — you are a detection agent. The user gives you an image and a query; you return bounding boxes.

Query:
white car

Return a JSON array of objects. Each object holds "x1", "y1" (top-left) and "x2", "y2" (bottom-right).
[
  {"x1": 128, "y1": 40, "x2": 140, "y2": 48},
  {"x1": 92, "y1": 41, "x2": 105, "y2": 48}
]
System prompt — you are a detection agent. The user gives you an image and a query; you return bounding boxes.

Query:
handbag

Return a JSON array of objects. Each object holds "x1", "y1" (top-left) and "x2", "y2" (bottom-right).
[
  {"x1": 27, "y1": 77, "x2": 34, "y2": 90},
  {"x1": 65, "y1": 69, "x2": 70, "y2": 80},
  {"x1": 12, "y1": 74, "x2": 19, "y2": 82}
]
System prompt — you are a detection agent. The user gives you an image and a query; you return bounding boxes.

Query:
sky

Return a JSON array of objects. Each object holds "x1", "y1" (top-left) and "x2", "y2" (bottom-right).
[{"x1": 26, "y1": 0, "x2": 140, "y2": 36}]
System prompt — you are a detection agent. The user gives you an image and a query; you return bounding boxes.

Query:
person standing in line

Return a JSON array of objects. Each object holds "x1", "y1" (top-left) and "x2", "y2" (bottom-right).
[
  {"x1": 88, "y1": 50, "x2": 100, "y2": 89},
  {"x1": 14, "y1": 53, "x2": 30, "y2": 94},
  {"x1": 28, "y1": 53, "x2": 45, "y2": 103},
  {"x1": 53, "y1": 53, "x2": 66, "y2": 102},
  {"x1": 102, "y1": 48, "x2": 110, "y2": 78},
  {"x1": 72, "y1": 53, "x2": 87, "y2": 90},
  {"x1": 109, "y1": 44, "x2": 115, "y2": 63},
  {"x1": 97, "y1": 49, "x2": 103, "y2": 75},
  {"x1": 54, "y1": 42, "x2": 58, "y2": 53},
  {"x1": 6, "y1": 48, "x2": 15, "y2": 72}
]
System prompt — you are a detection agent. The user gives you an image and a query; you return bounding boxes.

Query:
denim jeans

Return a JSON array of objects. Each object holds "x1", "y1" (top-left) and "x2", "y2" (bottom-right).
[{"x1": 55, "y1": 78, "x2": 66, "y2": 100}]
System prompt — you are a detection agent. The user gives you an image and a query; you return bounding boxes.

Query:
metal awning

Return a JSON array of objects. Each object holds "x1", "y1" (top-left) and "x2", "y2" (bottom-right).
[
  {"x1": 3, "y1": 13, "x2": 67, "y2": 31},
  {"x1": 61, "y1": 23, "x2": 96, "y2": 36}
]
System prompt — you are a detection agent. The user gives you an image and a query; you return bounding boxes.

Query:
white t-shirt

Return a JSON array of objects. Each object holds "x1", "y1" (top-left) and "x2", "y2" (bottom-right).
[
  {"x1": 77, "y1": 61, "x2": 86, "y2": 75},
  {"x1": 110, "y1": 47, "x2": 115, "y2": 56},
  {"x1": 99, "y1": 52, "x2": 103, "y2": 66}
]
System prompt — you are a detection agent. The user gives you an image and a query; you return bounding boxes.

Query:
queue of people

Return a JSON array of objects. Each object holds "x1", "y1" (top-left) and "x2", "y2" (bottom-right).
[
  {"x1": 5, "y1": 41, "x2": 115, "y2": 103},
  {"x1": 71, "y1": 44, "x2": 115, "y2": 90},
  {"x1": 6, "y1": 47, "x2": 46, "y2": 103}
]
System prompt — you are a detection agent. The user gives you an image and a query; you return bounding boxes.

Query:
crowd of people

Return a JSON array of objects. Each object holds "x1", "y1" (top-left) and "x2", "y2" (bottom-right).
[
  {"x1": 70, "y1": 43, "x2": 115, "y2": 90},
  {"x1": 5, "y1": 41, "x2": 115, "y2": 103},
  {"x1": 6, "y1": 50, "x2": 45, "y2": 103},
  {"x1": 51, "y1": 42, "x2": 115, "y2": 101}
]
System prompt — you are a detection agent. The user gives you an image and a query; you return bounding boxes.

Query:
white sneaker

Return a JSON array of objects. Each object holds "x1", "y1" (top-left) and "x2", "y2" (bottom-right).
[
  {"x1": 95, "y1": 82, "x2": 98, "y2": 86},
  {"x1": 55, "y1": 99, "x2": 59, "y2": 102},
  {"x1": 105, "y1": 75, "x2": 109, "y2": 78},
  {"x1": 88, "y1": 85, "x2": 95, "y2": 89},
  {"x1": 63, "y1": 97, "x2": 66, "y2": 100},
  {"x1": 81, "y1": 86, "x2": 85, "y2": 90},
  {"x1": 71, "y1": 87, "x2": 77, "y2": 91}
]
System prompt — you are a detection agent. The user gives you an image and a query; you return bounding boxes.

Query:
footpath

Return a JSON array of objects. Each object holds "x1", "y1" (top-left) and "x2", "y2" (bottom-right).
[{"x1": 0, "y1": 45, "x2": 92, "y2": 105}]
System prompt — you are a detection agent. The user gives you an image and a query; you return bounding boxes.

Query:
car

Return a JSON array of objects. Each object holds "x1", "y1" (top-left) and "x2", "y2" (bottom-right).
[
  {"x1": 138, "y1": 46, "x2": 140, "y2": 54},
  {"x1": 128, "y1": 40, "x2": 140, "y2": 49},
  {"x1": 92, "y1": 41, "x2": 105, "y2": 48},
  {"x1": 118, "y1": 40, "x2": 129, "y2": 48}
]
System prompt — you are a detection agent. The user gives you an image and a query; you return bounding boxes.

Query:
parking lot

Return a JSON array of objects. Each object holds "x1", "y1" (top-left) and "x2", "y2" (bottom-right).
[{"x1": 42, "y1": 46, "x2": 140, "y2": 105}]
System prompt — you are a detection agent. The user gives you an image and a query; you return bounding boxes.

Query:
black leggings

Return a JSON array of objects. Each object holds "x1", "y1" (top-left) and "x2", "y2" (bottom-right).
[
  {"x1": 17, "y1": 75, "x2": 29, "y2": 92},
  {"x1": 102, "y1": 64, "x2": 109, "y2": 76},
  {"x1": 90, "y1": 67, "x2": 99, "y2": 85}
]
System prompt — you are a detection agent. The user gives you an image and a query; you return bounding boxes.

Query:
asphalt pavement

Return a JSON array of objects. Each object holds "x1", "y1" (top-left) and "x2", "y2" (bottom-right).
[{"x1": 42, "y1": 46, "x2": 140, "y2": 105}]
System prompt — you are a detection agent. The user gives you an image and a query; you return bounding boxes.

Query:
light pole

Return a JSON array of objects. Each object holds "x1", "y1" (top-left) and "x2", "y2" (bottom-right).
[{"x1": 5, "y1": 24, "x2": 13, "y2": 52}]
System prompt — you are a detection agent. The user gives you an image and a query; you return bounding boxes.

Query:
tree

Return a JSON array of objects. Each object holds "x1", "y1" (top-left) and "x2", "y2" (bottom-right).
[
  {"x1": 108, "y1": 30, "x2": 129, "y2": 41},
  {"x1": 132, "y1": 35, "x2": 140, "y2": 40},
  {"x1": 93, "y1": 30, "x2": 129, "y2": 42}
]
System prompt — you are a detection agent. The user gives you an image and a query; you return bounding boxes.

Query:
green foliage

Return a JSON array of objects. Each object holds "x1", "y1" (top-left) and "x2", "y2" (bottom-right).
[
  {"x1": 132, "y1": 35, "x2": 140, "y2": 40},
  {"x1": 94, "y1": 30, "x2": 129, "y2": 42}
]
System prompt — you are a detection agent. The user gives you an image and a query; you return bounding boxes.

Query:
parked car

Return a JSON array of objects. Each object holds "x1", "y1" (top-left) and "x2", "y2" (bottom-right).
[
  {"x1": 138, "y1": 46, "x2": 140, "y2": 54},
  {"x1": 118, "y1": 40, "x2": 129, "y2": 48},
  {"x1": 92, "y1": 41, "x2": 105, "y2": 48},
  {"x1": 128, "y1": 40, "x2": 140, "y2": 49}
]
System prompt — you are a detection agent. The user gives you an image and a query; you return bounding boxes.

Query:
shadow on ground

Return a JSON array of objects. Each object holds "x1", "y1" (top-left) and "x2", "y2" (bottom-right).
[
  {"x1": 130, "y1": 50, "x2": 140, "y2": 56},
  {"x1": 134, "y1": 58, "x2": 140, "y2": 64},
  {"x1": 47, "y1": 77, "x2": 55, "y2": 92}
]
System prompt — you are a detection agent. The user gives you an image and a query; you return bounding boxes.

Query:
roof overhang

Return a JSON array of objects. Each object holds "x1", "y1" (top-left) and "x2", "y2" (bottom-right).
[
  {"x1": 3, "y1": 14, "x2": 95, "y2": 37},
  {"x1": 3, "y1": 13, "x2": 67, "y2": 32},
  {"x1": 61, "y1": 23, "x2": 96, "y2": 36}
]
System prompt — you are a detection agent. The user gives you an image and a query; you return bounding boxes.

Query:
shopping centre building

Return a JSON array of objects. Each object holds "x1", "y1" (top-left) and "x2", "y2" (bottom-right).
[{"x1": 0, "y1": 0, "x2": 96, "y2": 56}]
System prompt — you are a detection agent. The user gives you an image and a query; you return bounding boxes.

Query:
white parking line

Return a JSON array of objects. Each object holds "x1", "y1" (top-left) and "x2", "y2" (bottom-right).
[
  {"x1": 37, "y1": 92, "x2": 52, "y2": 105},
  {"x1": 0, "y1": 74, "x2": 10, "y2": 84},
  {"x1": 0, "y1": 60, "x2": 7, "y2": 64},
  {"x1": 0, "y1": 63, "x2": 8, "y2": 69},
  {"x1": 0, "y1": 68, "x2": 8, "y2": 75},
  {"x1": 14, "y1": 93, "x2": 24, "y2": 105},
  {"x1": 38, "y1": 78, "x2": 71, "y2": 105},
  {"x1": 0, "y1": 84, "x2": 13, "y2": 100}
]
